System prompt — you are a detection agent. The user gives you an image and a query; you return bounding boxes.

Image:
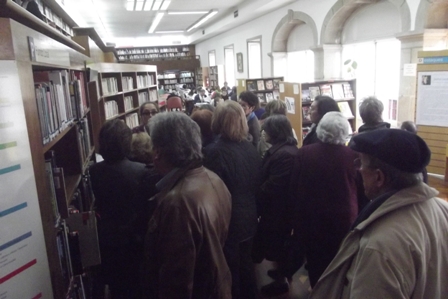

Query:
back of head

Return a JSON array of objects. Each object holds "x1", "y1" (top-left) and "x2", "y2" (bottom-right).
[
  {"x1": 350, "y1": 129, "x2": 430, "y2": 190},
  {"x1": 99, "y1": 119, "x2": 132, "y2": 162},
  {"x1": 149, "y1": 112, "x2": 203, "y2": 167},
  {"x1": 263, "y1": 114, "x2": 296, "y2": 145},
  {"x1": 317, "y1": 111, "x2": 350, "y2": 145},
  {"x1": 401, "y1": 120, "x2": 417, "y2": 134},
  {"x1": 315, "y1": 96, "x2": 340, "y2": 120},
  {"x1": 239, "y1": 91, "x2": 260, "y2": 110},
  {"x1": 265, "y1": 100, "x2": 287, "y2": 116},
  {"x1": 212, "y1": 101, "x2": 248, "y2": 142},
  {"x1": 359, "y1": 96, "x2": 384, "y2": 125},
  {"x1": 191, "y1": 109, "x2": 214, "y2": 142},
  {"x1": 130, "y1": 132, "x2": 152, "y2": 164}
]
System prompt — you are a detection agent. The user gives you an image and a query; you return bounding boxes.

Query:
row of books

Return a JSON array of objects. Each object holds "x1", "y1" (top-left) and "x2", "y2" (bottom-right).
[
  {"x1": 179, "y1": 78, "x2": 194, "y2": 83},
  {"x1": 117, "y1": 47, "x2": 189, "y2": 55},
  {"x1": 302, "y1": 82, "x2": 354, "y2": 102},
  {"x1": 125, "y1": 113, "x2": 139, "y2": 129},
  {"x1": 137, "y1": 74, "x2": 156, "y2": 88},
  {"x1": 118, "y1": 52, "x2": 191, "y2": 60},
  {"x1": 162, "y1": 79, "x2": 178, "y2": 84},
  {"x1": 137, "y1": 90, "x2": 158, "y2": 106},
  {"x1": 122, "y1": 76, "x2": 134, "y2": 91},
  {"x1": 180, "y1": 72, "x2": 194, "y2": 78},
  {"x1": 104, "y1": 101, "x2": 119, "y2": 119},
  {"x1": 34, "y1": 70, "x2": 88, "y2": 144},
  {"x1": 78, "y1": 119, "x2": 92, "y2": 163},
  {"x1": 101, "y1": 77, "x2": 118, "y2": 96},
  {"x1": 125, "y1": 96, "x2": 134, "y2": 111},
  {"x1": 157, "y1": 73, "x2": 177, "y2": 79},
  {"x1": 247, "y1": 79, "x2": 281, "y2": 92}
]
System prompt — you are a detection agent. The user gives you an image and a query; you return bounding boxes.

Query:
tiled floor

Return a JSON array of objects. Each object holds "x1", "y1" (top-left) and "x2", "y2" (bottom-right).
[{"x1": 254, "y1": 174, "x2": 448, "y2": 299}]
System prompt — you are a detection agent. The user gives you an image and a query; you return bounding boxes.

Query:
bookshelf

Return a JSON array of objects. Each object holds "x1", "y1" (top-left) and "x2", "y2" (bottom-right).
[
  {"x1": 87, "y1": 63, "x2": 158, "y2": 151},
  {"x1": 116, "y1": 45, "x2": 195, "y2": 62},
  {"x1": 207, "y1": 65, "x2": 225, "y2": 89},
  {"x1": 0, "y1": 15, "x2": 99, "y2": 298},
  {"x1": 196, "y1": 67, "x2": 204, "y2": 88},
  {"x1": 301, "y1": 79, "x2": 357, "y2": 135},
  {"x1": 33, "y1": 0, "x2": 76, "y2": 37},
  {"x1": 158, "y1": 70, "x2": 195, "y2": 91},
  {"x1": 237, "y1": 76, "x2": 284, "y2": 103}
]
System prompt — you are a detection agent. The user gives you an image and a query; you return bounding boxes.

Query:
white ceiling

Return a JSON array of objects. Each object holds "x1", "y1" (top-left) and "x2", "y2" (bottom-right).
[{"x1": 59, "y1": 0, "x2": 295, "y2": 46}]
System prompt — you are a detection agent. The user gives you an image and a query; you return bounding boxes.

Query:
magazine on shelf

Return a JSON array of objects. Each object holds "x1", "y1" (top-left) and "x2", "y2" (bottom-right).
[
  {"x1": 309, "y1": 86, "x2": 320, "y2": 101},
  {"x1": 265, "y1": 80, "x2": 274, "y2": 90},
  {"x1": 266, "y1": 92, "x2": 274, "y2": 102},
  {"x1": 320, "y1": 84, "x2": 333, "y2": 97},
  {"x1": 273, "y1": 79, "x2": 280, "y2": 90},
  {"x1": 343, "y1": 83, "x2": 354, "y2": 98},
  {"x1": 257, "y1": 80, "x2": 265, "y2": 91},
  {"x1": 273, "y1": 90, "x2": 280, "y2": 101},
  {"x1": 337, "y1": 101, "x2": 354, "y2": 118},
  {"x1": 331, "y1": 83, "x2": 345, "y2": 100},
  {"x1": 256, "y1": 93, "x2": 266, "y2": 103},
  {"x1": 302, "y1": 106, "x2": 312, "y2": 122},
  {"x1": 247, "y1": 80, "x2": 257, "y2": 91},
  {"x1": 302, "y1": 89, "x2": 311, "y2": 103}
]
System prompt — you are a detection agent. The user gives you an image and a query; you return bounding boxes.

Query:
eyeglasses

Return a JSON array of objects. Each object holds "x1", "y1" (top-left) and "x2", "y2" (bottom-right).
[{"x1": 142, "y1": 110, "x2": 158, "y2": 116}]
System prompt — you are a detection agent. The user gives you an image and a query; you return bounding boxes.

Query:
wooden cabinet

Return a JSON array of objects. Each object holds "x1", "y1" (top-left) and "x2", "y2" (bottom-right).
[
  {"x1": 0, "y1": 16, "x2": 97, "y2": 298},
  {"x1": 87, "y1": 63, "x2": 158, "y2": 150}
]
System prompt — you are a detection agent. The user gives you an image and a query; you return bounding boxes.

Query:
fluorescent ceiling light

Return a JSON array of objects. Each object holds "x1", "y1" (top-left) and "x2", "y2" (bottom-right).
[
  {"x1": 187, "y1": 10, "x2": 218, "y2": 32},
  {"x1": 143, "y1": 0, "x2": 154, "y2": 11},
  {"x1": 152, "y1": 0, "x2": 163, "y2": 10},
  {"x1": 126, "y1": 0, "x2": 134, "y2": 11},
  {"x1": 135, "y1": 0, "x2": 144, "y2": 11},
  {"x1": 155, "y1": 30, "x2": 184, "y2": 34},
  {"x1": 168, "y1": 11, "x2": 208, "y2": 15},
  {"x1": 160, "y1": 0, "x2": 171, "y2": 10},
  {"x1": 148, "y1": 12, "x2": 165, "y2": 33}
]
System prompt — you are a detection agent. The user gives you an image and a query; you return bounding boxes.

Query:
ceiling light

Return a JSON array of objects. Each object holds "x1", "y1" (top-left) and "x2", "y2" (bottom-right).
[
  {"x1": 187, "y1": 10, "x2": 218, "y2": 32},
  {"x1": 152, "y1": 0, "x2": 163, "y2": 10},
  {"x1": 143, "y1": 0, "x2": 154, "y2": 11},
  {"x1": 135, "y1": 0, "x2": 144, "y2": 11},
  {"x1": 155, "y1": 30, "x2": 184, "y2": 34},
  {"x1": 148, "y1": 12, "x2": 165, "y2": 33},
  {"x1": 126, "y1": 0, "x2": 134, "y2": 11},
  {"x1": 168, "y1": 11, "x2": 208, "y2": 15},
  {"x1": 160, "y1": 0, "x2": 171, "y2": 10}
]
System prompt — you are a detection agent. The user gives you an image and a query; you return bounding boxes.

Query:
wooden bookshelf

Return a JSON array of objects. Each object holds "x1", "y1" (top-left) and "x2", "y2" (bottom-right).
[
  {"x1": 237, "y1": 76, "x2": 284, "y2": 103},
  {"x1": 116, "y1": 45, "x2": 196, "y2": 62},
  {"x1": 87, "y1": 63, "x2": 158, "y2": 151},
  {"x1": 0, "y1": 15, "x2": 97, "y2": 298},
  {"x1": 158, "y1": 70, "x2": 195, "y2": 90}
]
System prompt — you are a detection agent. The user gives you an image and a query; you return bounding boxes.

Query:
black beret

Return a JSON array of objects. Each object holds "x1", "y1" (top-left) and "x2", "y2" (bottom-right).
[{"x1": 349, "y1": 129, "x2": 431, "y2": 173}]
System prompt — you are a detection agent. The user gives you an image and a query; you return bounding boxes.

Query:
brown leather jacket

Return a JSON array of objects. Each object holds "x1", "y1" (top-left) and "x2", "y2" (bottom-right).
[{"x1": 144, "y1": 165, "x2": 232, "y2": 299}]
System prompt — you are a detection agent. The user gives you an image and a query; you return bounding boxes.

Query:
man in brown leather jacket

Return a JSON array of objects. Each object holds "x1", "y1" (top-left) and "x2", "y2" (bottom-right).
[{"x1": 143, "y1": 112, "x2": 232, "y2": 299}]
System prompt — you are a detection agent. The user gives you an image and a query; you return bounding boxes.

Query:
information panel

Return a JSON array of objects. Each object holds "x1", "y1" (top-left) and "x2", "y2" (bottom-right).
[
  {"x1": 416, "y1": 71, "x2": 448, "y2": 127},
  {"x1": 0, "y1": 61, "x2": 53, "y2": 298}
]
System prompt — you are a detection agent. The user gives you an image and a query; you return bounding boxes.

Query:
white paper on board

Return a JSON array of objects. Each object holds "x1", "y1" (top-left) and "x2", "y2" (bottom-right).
[
  {"x1": 403, "y1": 64, "x2": 417, "y2": 77},
  {"x1": 416, "y1": 71, "x2": 448, "y2": 127},
  {"x1": 285, "y1": 96, "x2": 295, "y2": 114},
  {"x1": 242, "y1": 80, "x2": 245, "y2": 87},
  {"x1": 293, "y1": 84, "x2": 299, "y2": 95},
  {"x1": 279, "y1": 84, "x2": 285, "y2": 93}
]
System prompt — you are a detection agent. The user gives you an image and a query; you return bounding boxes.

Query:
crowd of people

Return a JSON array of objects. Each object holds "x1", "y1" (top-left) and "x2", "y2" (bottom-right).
[{"x1": 89, "y1": 90, "x2": 448, "y2": 299}]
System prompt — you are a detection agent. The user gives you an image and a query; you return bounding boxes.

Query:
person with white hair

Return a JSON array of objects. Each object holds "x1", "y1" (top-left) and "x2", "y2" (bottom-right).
[{"x1": 289, "y1": 112, "x2": 363, "y2": 288}]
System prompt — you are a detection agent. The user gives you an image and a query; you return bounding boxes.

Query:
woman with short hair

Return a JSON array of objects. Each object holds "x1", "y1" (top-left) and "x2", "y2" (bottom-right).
[
  {"x1": 204, "y1": 101, "x2": 262, "y2": 299},
  {"x1": 358, "y1": 96, "x2": 390, "y2": 133}
]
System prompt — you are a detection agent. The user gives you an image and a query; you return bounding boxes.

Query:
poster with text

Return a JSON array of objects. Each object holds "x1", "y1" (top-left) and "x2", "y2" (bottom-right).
[
  {"x1": 0, "y1": 61, "x2": 53, "y2": 298},
  {"x1": 285, "y1": 97, "x2": 295, "y2": 114},
  {"x1": 416, "y1": 71, "x2": 448, "y2": 127}
]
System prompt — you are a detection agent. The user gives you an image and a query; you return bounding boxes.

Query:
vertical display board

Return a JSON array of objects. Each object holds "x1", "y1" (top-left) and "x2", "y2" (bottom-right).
[
  {"x1": 0, "y1": 61, "x2": 53, "y2": 298},
  {"x1": 279, "y1": 82, "x2": 302, "y2": 146},
  {"x1": 416, "y1": 50, "x2": 448, "y2": 178}
]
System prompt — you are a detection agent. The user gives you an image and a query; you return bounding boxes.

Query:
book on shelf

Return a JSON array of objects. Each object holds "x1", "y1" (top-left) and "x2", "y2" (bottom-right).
[
  {"x1": 309, "y1": 86, "x2": 320, "y2": 101},
  {"x1": 126, "y1": 113, "x2": 139, "y2": 129},
  {"x1": 53, "y1": 167, "x2": 70, "y2": 219},
  {"x1": 266, "y1": 92, "x2": 274, "y2": 102},
  {"x1": 78, "y1": 118, "x2": 92, "y2": 162},
  {"x1": 273, "y1": 79, "x2": 280, "y2": 90},
  {"x1": 302, "y1": 89, "x2": 311, "y2": 103},
  {"x1": 122, "y1": 76, "x2": 134, "y2": 91},
  {"x1": 302, "y1": 106, "x2": 312, "y2": 122},
  {"x1": 257, "y1": 80, "x2": 265, "y2": 91},
  {"x1": 138, "y1": 91, "x2": 150, "y2": 105},
  {"x1": 57, "y1": 222, "x2": 73, "y2": 289},
  {"x1": 338, "y1": 101, "x2": 354, "y2": 118},
  {"x1": 342, "y1": 83, "x2": 354, "y2": 98},
  {"x1": 331, "y1": 83, "x2": 345, "y2": 100},
  {"x1": 101, "y1": 77, "x2": 118, "y2": 95},
  {"x1": 247, "y1": 80, "x2": 257, "y2": 92},
  {"x1": 45, "y1": 159, "x2": 61, "y2": 226},
  {"x1": 273, "y1": 90, "x2": 280, "y2": 101},
  {"x1": 124, "y1": 96, "x2": 134, "y2": 111},
  {"x1": 320, "y1": 84, "x2": 333, "y2": 97},
  {"x1": 104, "y1": 100, "x2": 118, "y2": 119},
  {"x1": 265, "y1": 80, "x2": 274, "y2": 90}
]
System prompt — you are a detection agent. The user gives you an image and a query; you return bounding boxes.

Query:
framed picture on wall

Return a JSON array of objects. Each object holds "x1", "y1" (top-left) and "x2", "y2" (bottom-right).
[{"x1": 236, "y1": 53, "x2": 243, "y2": 73}]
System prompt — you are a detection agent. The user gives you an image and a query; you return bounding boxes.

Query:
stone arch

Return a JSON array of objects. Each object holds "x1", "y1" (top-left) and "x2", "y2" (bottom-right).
[
  {"x1": 415, "y1": 0, "x2": 448, "y2": 30},
  {"x1": 271, "y1": 9, "x2": 318, "y2": 53},
  {"x1": 320, "y1": 0, "x2": 411, "y2": 45}
]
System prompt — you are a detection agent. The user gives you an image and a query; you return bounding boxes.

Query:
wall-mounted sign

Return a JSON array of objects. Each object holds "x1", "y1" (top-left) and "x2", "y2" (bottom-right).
[
  {"x1": 417, "y1": 56, "x2": 448, "y2": 64},
  {"x1": 28, "y1": 36, "x2": 70, "y2": 67}
]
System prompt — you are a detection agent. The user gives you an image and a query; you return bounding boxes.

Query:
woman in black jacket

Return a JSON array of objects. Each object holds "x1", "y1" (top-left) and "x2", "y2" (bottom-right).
[{"x1": 204, "y1": 101, "x2": 262, "y2": 299}]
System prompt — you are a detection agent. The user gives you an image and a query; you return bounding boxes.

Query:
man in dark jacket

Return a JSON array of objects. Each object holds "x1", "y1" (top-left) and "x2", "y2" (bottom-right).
[
  {"x1": 144, "y1": 112, "x2": 232, "y2": 299},
  {"x1": 357, "y1": 96, "x2": 390, "y2": 133}
]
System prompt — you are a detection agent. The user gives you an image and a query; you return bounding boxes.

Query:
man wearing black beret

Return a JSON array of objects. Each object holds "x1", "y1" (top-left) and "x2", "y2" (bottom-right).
[{"x1": 310, "y1": 129, "x2": 448, "y2": 299}]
